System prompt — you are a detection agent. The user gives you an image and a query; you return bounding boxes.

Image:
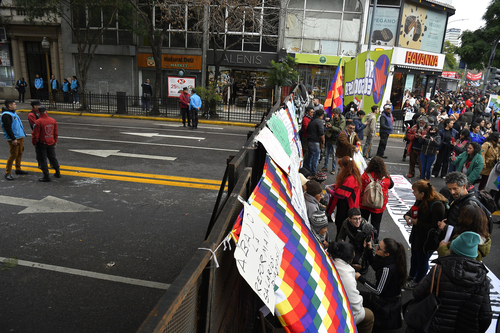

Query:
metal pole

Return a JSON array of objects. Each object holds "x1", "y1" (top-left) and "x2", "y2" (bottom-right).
[
  {"x1": 367, "y1": 0, "x2": 378, "y2": 51},
  {"x1": 45, "y1": 51, "x2": 52, "y2": 103},
  {"x1": 481, "y1": 34, "x2": 500, "y2": 96}
]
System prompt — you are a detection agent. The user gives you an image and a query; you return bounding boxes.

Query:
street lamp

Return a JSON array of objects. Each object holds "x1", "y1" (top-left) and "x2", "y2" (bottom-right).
[{"x1": 41, "y1": 37, "x2": 52, "y2": 102}]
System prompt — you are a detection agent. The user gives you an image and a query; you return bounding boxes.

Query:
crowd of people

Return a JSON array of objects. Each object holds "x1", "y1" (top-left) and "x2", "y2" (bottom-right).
[
  {"x1": 17, "y1": 75, "x2": 81, "y2": 104},
  {"x1": 298, "y1": 88, "x2": 495, "y2": 332}
]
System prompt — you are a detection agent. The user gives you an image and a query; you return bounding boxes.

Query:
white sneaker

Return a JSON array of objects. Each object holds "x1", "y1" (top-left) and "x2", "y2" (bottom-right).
[{"x1": 431, "y1": 175, "x2": 436, "y2": 178}]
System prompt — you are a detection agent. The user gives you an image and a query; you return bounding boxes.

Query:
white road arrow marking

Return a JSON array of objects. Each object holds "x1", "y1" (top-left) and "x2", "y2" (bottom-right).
[
  {"x1": 0, "y1": 195, "x2": 102, "y2": 214},
  {"x1": 69, "y1": 149, "x2": 176, "y2": 161},
  {"x1": 122, "y1": 132, "x2": 205, "y2": 140}
]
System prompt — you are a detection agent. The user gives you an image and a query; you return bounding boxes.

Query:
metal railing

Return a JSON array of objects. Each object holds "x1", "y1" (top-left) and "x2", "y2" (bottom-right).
[
  {"x1": 44, "y1": 91, "x2": 273, "y2": 124},
  {"x1": 136, "y1": 93, "x2": 283, "y2": 333}
]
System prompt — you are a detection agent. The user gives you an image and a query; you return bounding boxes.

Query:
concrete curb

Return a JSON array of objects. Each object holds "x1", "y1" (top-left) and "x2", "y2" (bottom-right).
[{"x1": 17, "y1": 109, "x2": 258, "y2": 128}]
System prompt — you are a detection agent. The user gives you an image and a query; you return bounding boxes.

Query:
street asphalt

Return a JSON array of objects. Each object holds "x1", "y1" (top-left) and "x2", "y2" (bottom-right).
[{"x1": 0, "y1": 106, "x2": 498, "y2": 332}]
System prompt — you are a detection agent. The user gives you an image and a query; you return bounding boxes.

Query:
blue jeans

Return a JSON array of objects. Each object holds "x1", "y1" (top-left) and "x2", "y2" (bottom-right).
[
  {"x1": 305, "y1": 141, "x2": 321, "y2": 175},
  {"x1": 420, "y1": 153, "x2": 436, "y2": 180},
  {"x1": 409, "y1": 247, "x2": 432, "y2": 283},
  {"x1": 323, "y1": 143, "x2": 336, "y2": 171}
]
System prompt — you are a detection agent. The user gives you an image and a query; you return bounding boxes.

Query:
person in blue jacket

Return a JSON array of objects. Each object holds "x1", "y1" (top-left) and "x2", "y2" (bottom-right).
[
  {"x1": 62, "y1": 78, "x2": 70, "y2": 103},
  {"x1": 71, "y1": 76, "x2": 80, "y2": 104},
  {"x1": 1, "y1": 99, "x2": 28, "y2": 180},
  {"x1": 353, "y1": 110, "x2": 367, "y2": 141},
  {"x1": 34, "y1": 74, "x2": 44, "y2": 101},
  {"x1": 50, "y1": 75, "x2": 59, "y2": 101},
  {"x1": 470, "y1": 122, "x2": 488, "y2": 144},
  {"x1": 189, "y1": 88, "x2": 202, "y2": 130}
]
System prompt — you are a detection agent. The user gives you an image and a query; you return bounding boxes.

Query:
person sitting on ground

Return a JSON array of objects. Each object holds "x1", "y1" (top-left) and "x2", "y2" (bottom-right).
[
  {"x1": 355, "y1": 238, "x2": 407, "y2": 330},
  {"x1": 328, "y1": 242, "x2": 374, "y2": 333},
  {"x1": 336, "y1": 208, "x2": 374, "y2": 266},
  {"x1": 304, "y1": 180, "x2": 324, "y2": 220},
  {"x1": 411, "y1": 232, "x2": 492, "y2": 333},
  {"x1": 310, "y1": 211, "x2": 329, "y2": 248},
  {"x1": 438, "y1": 204, "x2": 491, "y2": 261}
]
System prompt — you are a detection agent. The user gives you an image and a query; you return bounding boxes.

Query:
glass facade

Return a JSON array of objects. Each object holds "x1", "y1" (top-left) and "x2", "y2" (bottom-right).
[{"x1": 284, "y1": 0, "x2": 362, "y2": 56}]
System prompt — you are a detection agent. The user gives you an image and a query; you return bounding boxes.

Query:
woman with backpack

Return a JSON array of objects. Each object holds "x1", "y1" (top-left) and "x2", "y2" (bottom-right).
[
  {"x1": 326, "y1": 156, "x2": 362, "y2": 235},
  {"x1": 403, "y1": 180, "x2": 448, "y2": 289},
  {"x1": 360, "y1": 156, "x2": 394, "y2": 243}
]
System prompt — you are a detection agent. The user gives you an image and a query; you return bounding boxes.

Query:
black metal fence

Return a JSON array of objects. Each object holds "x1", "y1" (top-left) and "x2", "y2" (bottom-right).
[{"x1": 45, "y1": 91, "x2": 272, "y2": 124}]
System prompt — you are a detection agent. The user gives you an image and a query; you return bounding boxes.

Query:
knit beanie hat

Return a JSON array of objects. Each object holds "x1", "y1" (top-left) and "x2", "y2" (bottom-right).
[
  {"x1": 450, "y1": 231, "x2": 480, "y2": 258},
  {"x1": 306, "y1": 180, "x2": 322, "y2": 197},
  {"x1": 315, "y1": 171, "x2": 327, "y2": 182},
  {"x1": 310, "y1": 211, "x2": 328, "y2": 233}
]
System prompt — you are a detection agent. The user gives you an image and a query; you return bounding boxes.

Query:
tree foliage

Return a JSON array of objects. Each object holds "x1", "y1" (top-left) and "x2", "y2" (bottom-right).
[
  {"x1": 456, "y1": 0, "x2": 500, "y2": 70},
  {"x1": 443, "y1": 41, "x2": 457, "y2": 71},
  {"x1": 267, "y1": 55, "x2": 299, "y2": 88}
]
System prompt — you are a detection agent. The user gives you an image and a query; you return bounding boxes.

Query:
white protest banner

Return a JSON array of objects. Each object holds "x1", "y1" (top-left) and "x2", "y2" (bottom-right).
[
  {"x1": 234, "y1": 201, "x2": 285, "y2": 314},
  {"x1": 256, "y1": 127, "x2": 291, "y2": 174}
]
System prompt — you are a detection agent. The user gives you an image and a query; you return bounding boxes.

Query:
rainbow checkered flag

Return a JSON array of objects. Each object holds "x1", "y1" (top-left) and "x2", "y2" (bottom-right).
[
  {"x1": 324, "y1": 58, "x2": 344, "y2": 118},
  {"x1": 234, "y1": 156, "x2": 356, "y2": 332}
]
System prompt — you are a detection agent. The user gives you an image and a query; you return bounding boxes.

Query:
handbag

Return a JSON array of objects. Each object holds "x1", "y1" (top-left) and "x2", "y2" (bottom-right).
[
  {"x1": 404, "y1": 264, "x2": 443, "y2": 332},
  {"x1": 353, "y1": 151, "x2": 367, "y2": 174}
]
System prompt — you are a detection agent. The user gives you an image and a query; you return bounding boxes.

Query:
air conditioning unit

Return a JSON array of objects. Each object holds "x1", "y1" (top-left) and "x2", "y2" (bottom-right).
[{"x1": 0, "y1": 28, "x2": 6, "y2": 42}]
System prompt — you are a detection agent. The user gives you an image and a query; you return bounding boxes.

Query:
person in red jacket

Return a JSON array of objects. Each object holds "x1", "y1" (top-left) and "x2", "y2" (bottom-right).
[
  {"x1": 28, "y1": 100, "x2": 40, "y2": 130},
  {"x1": 31, "y1": 105, "x2": 60, "y2": 182},
  {"x1": 326, "y1": 156, "x2": 362, "y2": 234},
  {"x1": 179, "y1": 87, "x2": 191, "y2": 127},
  {"x1": 300, "y1": 107, "x2": 314, "y2": 158},
  {"x1": 360, "y1": 156, "x2": 394, "y2": 243}
]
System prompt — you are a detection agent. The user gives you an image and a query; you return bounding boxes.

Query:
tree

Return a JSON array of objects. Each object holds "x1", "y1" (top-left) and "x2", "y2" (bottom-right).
[
  {"x1": 456, "y1": 0, "x2": 500, "y2": 70},
  {"x1": 127, "y1": 0, "x2": 202, "y2": 115},
  {"x1": 205, "y1": 0, "x2": 280, "y2": 85},
  {"x1": 17, "y1": 0, "x2": 125, "y2": 111},
  {"x1": 443, "y1": 41, "x2": 457, "y2": 71}
]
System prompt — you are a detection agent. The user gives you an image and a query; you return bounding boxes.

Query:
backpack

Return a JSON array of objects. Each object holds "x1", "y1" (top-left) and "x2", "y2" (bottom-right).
[{"x1": 362, "y1": 174, "x2": 386, "y2": 209}]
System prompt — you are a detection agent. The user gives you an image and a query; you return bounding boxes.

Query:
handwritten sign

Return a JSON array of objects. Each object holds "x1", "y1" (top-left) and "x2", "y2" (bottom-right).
[
  {"x1": 267, "y1": 115, "x2": 292, "y2": 156},
  {"x1": 256, "y1": 127, "x2": 291, "y2": 174},
  {"x1": 234, "y1": 202, "x2": 285, "y2": 314}
]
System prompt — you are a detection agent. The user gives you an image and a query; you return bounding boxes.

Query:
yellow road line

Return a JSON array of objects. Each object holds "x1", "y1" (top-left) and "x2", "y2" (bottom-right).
[{"x1": 0, "y1": 162, "x2": 225, "y2": 190}]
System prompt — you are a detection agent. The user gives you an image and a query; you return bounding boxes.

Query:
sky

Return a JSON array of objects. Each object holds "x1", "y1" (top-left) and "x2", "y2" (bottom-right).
[{"x1": 447, "y1": 0, "x2": 492, "y2": 32}]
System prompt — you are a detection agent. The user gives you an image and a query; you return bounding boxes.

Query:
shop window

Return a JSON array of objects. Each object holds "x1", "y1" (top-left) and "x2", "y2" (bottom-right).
[
  {"x1": 306, "y1": 0, "x2": 343, "y2": 11},
  {"x1": 341, "y1": 13, "x2": 361, "y2": 42},
  {"x1": 284, "y1": 38, "x2": 301, "y2": 53},
  {"x1": 288, "y1": 0, "x2": 305, "y2": 9},
  {"x1": 187, "y1": 33, "x2": 202, "y2": 48},
  {"x1": 243, "y1": 36, "x2": 260, "y2": 51},
  {"x1": 302, "y1": 39, "x2": 320, "y2": 53},
  {"x1": 340, "y1": 42, "x2": 357, "y2": 56},
  {"x1": 370, "y1": 0, "x2": 401, "y2": 6},
  {"x1": 321, "y1": 40, "x2": 339, "y2": 55},
  {"x1": 304, "y1": 12, "x2": 341, "y2": 39},
  {"x1": 226, "y1": 34, "x2": 242, "y2": 51},
  {"x1": 187, "y1": 6, "x2": 203, "y2": 31},
  {"x1": 262, "y1": 37, "x2": 277, "y2": 52},
  {"x1": 170, "y1": 32, "x2": 185, "y2": 48},
  {"x1": 285, "y1": 12, "x2": 303, "y2": 38}
]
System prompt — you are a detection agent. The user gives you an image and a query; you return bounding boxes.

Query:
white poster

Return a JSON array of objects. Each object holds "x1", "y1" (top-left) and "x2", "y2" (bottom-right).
[
  {"x1": 234, "y1": 202, "x2": 285, "y2": 314},
  {"x1": 167, "y1": 76, "x2": 196, "y2": 98},
  {"x1": 256, "y1": 127, "x2": 291, "y2": 174}
]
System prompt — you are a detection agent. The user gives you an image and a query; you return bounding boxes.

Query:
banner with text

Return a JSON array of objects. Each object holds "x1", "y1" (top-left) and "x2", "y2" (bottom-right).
[{"x1": 344, "y1": 49, "x2": 393, "y2": 113}]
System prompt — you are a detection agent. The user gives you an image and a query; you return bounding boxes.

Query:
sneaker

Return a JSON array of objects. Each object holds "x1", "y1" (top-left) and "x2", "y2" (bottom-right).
[
  {"x1": 330, "y1": 171, "x2": 336, "y2": 175},
  {"x1": 431, "y1": 175, "x2": 436, "y2": 178},
  {"x1": 404, "y1": 280, "x2": 418, "y2": 290},
  {"x1": 320, "y1": 167, "x2": 328, "y2": 171}
]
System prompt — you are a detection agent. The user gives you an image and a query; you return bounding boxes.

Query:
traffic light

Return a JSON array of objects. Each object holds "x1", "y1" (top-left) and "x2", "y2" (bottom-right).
[{"x1": 490, "y1": 68, "x2": 500, "y2": 86}]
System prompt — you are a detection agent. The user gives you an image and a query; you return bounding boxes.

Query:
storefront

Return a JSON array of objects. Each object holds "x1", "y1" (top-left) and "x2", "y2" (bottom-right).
[
  {"x1": 294, "y1": 53, "x2": 348, "y2": 101},
  {"x1": 137, "y1": 53, "x2": 202, "y2": 98},
  {"x1": 206, "y1": 50, "x2": 278, "y2": 105},
  {"x1": 388, "y1": 48, "x2": 444, "y2": 109}
]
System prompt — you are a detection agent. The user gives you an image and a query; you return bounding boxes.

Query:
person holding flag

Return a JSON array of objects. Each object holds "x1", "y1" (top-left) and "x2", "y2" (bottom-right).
[{"x1": 323, "y1": 59, "x2": 343, "y2": 118}]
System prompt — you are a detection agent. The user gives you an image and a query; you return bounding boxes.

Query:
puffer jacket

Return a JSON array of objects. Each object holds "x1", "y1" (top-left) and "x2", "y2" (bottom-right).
[
  {"x1": 419, "y1": 131, "x2": 441, "y2": 155},
  {"x1": 480, "y1": 141, "x2": 499, "y2": 176},
  {"x1": 412, "y1": 255, "x2": 492, "y2": 333},
  {"x1": 451, "y1": 150, "x2": 484, "y2": 184}
]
